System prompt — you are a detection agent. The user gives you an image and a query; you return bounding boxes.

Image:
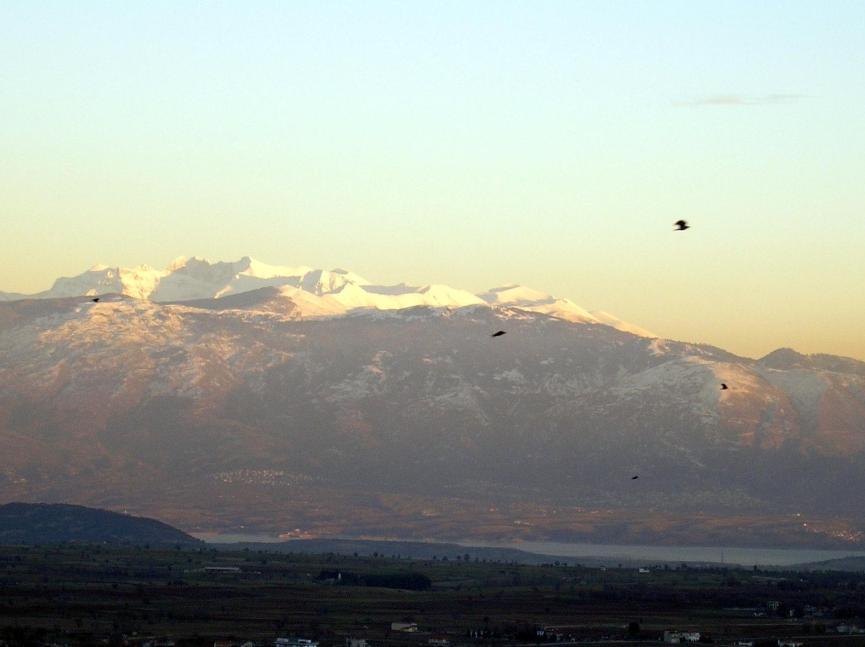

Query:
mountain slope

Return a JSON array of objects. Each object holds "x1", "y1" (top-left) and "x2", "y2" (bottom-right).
[{"x1": 1, "y1": 294, "x2": 864, "y2": 547}]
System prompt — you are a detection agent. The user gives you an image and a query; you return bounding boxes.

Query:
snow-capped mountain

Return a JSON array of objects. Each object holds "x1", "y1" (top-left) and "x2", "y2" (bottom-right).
[
  {"x1": 1, "y1": 289, "x2": 864, "y2": 547},
  {"x1": 0, "y1": 257, "x2": 335, "y2": 302},
  {"x1": 478, "y1": 285, "x2": 657, "y2": 337},
  {"x1": 0, "y1": 257, "x2": 652, "y2": 336}
]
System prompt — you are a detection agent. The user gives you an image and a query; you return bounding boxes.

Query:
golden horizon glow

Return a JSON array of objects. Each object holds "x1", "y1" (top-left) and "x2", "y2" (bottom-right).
[{"x1": 1, "y1": 2, "x2": 863, "y2": 360}]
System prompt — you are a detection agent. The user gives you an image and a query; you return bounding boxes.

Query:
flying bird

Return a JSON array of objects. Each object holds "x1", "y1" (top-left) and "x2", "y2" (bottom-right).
[
  {"x1": 491, "y1": 330, "x2": 507, "y2": 338},
  {"x1": 631, "y1": 475, "x2": 639, "y2": 480},
  {"x1": 91, "y1": 297, "x2": 100, "y2": 303},
  {"x1": 674, "y1": 220, "x2": 690, "y2": 231},
  {"x1": 721, "y1": 383, "x2": 729, "y2": 390}
]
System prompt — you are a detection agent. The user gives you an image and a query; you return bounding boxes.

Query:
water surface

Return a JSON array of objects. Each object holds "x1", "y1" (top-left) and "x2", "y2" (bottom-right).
[
  {"x1": 479, "y1": 540, "x2": 865, "y2": 567},
  {"x1": 195, "y1": 533, "x2": 865, "y2": 567}
]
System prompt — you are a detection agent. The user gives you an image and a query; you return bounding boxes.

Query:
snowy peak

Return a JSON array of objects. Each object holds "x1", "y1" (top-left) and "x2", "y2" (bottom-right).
[
  {"x1": 480, "y1": 284, "x2": 596, "y2": 322},
  {"x1": 416, "y1": 284, "x2": 485, "y2": 307},
  {"x1": 10, "y1": 265, "x2": 168, "y2": 301},
  {"x1": 49, "y1": 266, "x2": 124, "y2": 297},
  {"x1": 152, "y1": 257, "x2": 368, "y2": 301},
  {"x1": 480, "y1": 284, "x2": 558, "y2": 305},
  {"x1": 480, "y1": 284, "x2": 656, "y2": 337},
  {"x1": 297, "y1": 268, "x2": 363, "y2": 295},
  {"x1": 0, "y1": 258, "x2": 651, "y2": 337},
  {"x1": 118, "y1": 265, "x2": 168, "y2": 300},
  {"x1": 589, "y1": 310, "x2": 658, "y2": 339},
  {"x1": 238, "y1": 256, "x2": 313, "y2": 279}
]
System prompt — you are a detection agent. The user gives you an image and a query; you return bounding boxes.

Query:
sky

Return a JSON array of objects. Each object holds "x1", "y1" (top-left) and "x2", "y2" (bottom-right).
[{"x1": 1, "y1": 1, "x2": 864, "y2": 360}]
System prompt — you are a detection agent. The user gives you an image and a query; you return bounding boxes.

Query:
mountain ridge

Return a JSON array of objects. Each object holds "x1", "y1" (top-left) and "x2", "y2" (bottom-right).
[
  {"x1": 0, "y1": 256, "x2": 655, "y2": 337},
  {"x1": 1, "y1": 292, "x2": 864, "y2": 547}
]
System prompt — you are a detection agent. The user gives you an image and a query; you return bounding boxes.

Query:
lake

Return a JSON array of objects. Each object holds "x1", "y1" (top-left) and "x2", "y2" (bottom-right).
[
  {"x1": 469, "y1": 540, "x2": 865, "y2": 567},
  {"x1": 195, "y1": 532, "x2": 865, "y2": 567}
]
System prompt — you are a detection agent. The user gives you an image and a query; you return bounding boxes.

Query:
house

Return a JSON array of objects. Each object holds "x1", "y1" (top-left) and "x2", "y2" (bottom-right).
[
  {"x1": 275, "y1": 639, "x2": 318, "y2": 647},
  {"x1": 638, "y1": 567, "x2": 651, "y2": 574},
  {"x1": 683, "y1": 634, "x2": 700, "y2": 643},
  {"x1": 777, "y1": 641, "x2": 803, "y2": 647},
  {"x1": 391, "y1": 622, "x2": 418, "y2": 633},
  {"x1": 663, "y1": 631, "x2": 701, "y2": 643},
  {"x1": 428, "y1": 636, "x2": 450, "y2": 646},
  {"x1": 346, "y1": 639, "x2": 369, "y2": 647}
]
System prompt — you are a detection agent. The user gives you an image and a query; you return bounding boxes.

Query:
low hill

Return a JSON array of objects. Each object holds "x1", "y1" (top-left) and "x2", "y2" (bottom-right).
[{"x1": 0, "y1": 503, "x2": 201, "y2": 545}]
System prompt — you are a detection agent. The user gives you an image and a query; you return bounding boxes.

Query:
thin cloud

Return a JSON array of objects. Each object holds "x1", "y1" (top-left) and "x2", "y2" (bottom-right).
[{"x1": 677, "y1": 93, "x2": 808, "y2": 107}]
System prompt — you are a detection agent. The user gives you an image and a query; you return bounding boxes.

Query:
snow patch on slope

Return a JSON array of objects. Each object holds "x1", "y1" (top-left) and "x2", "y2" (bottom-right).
[{"x1": 756, "y1": 366, "x2": 831, "y2": 415}]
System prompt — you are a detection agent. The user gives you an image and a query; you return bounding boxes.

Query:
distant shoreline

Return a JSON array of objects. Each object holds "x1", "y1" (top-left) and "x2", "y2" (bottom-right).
[{"x1": 193, "y1": 533, "x2": 865, "y2": 568}]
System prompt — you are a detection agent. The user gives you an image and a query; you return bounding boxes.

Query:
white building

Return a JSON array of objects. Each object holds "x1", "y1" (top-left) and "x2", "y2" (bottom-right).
[{"x1": 663, "y1": 630, "x2": 701, "y2": 643}]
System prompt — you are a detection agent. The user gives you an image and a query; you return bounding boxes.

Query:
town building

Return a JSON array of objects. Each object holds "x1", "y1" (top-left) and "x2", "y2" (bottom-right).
[{"x1": 663, "y1": 630, "x2": 701, "y2": 643}]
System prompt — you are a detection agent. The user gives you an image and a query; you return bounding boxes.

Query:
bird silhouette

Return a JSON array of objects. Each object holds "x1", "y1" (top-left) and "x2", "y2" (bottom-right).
[
  {"x1": 674, "y1": 220, "x2": 690, "y2": 231},
  {"x1": 721, "y1": 383, "x2": 729, "y2": 390},
  {"x1": 491, "y1": 330, "x2": 507, "y2": 337},
  {"x1": 631, "y1": 475, "x2": 639, "y2": 480},
  {"x1": 91, "y1": 297, "x2": 100, "y2": 303}
]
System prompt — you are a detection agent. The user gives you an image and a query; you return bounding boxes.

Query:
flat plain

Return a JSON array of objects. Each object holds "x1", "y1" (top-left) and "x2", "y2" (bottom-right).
[{"x1": 1, "y1": 544, "x2": 864, "y2": 646}]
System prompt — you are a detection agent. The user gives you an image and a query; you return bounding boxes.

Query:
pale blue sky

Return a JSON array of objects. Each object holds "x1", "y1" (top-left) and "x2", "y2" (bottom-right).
[{"x1": 1, "y1": 1, "x2": 864, "y2": 358}]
